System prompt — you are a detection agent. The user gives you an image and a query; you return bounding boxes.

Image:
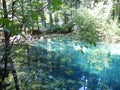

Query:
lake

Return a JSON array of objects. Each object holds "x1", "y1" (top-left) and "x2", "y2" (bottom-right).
[{"x1": 17, "y1": 35, "x2": 120, "y2": 90}]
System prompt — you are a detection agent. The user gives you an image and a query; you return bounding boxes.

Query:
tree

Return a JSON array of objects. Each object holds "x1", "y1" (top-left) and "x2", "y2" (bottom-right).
[{"x1": 0, "y1": 0, "x2": 19, "y2": 89}]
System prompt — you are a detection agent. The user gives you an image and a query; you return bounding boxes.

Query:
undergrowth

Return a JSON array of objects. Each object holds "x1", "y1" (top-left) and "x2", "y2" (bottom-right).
[{"x1": 73, "y1": 1, "x2": 120, "y2": 43}]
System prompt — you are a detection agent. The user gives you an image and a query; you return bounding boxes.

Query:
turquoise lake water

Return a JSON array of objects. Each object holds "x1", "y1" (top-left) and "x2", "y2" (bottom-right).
[{"x1": 28, "y1": 36, "x2": 120, "y2": 90}]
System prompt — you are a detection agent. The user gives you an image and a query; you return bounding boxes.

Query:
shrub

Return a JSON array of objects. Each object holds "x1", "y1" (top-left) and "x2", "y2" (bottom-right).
[
  {"x1": 46, "y1": 23, "x2": 74, "y2": 33},
  {"x1": 73, "y1": 1, "x2": 120, "y2": 43}
]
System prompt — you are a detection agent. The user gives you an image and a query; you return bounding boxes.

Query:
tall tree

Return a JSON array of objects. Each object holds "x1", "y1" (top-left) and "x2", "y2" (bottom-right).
[{"x1": 0, "y1": 0, "x2": 19, "y2": 89}]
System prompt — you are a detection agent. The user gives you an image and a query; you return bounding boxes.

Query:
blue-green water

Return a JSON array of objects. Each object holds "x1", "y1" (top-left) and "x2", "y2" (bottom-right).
[{"x1": 28, "y1": 36, "x2": 120, "y2": 90}]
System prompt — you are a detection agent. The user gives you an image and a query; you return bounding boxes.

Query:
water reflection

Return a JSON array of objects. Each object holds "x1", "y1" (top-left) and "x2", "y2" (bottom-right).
[{"x1": 27, "y1": 36, "x2": 120, "y2": 90}]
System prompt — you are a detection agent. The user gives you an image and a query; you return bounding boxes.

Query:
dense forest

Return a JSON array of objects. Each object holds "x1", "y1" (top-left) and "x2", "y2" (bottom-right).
[{"x1": 0, "y1": 0, "x2": 120, "y2": 90}]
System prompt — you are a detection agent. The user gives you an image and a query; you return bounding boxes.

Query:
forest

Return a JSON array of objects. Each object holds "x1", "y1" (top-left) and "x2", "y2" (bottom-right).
[{"x1": 0, "y1": 0, "x2": 120, "y2": 90}]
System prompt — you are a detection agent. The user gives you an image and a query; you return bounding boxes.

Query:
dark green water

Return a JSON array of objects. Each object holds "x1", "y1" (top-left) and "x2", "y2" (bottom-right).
[{"x1": 28, "y1": 36, "x2": 120, "y2": 90}]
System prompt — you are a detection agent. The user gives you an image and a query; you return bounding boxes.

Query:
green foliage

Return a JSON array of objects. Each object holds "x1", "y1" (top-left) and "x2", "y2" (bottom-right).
[
  {"x1": 46, "y1": 23, "x2": 74, "y2": 33},
  {"x1": 48, "y1": 0, "x2": 63, "y2": 12},
  {"x1": 73, "y1": 1, "x2": 120, "y2": 43},
  {"x1": 87, "y1": 49, "x2": 112, "y2": 74},
  {"x1": 0, "y1": 18, "x2": 21, "y2": 35},
  {"x1": 73, "y1": 7, "x2": 99, "y2": 44}
]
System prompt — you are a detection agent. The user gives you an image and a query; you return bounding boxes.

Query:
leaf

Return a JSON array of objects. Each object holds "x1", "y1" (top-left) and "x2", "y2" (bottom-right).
[
  {"x1": 80, "y1": 50, "x2": 84, "y2": 54},
  {"x1": 0, "y1": 18, "x2": 10, "y2": 27},
  {"x1": 84, "y1": 45, "x2": 88, "y2": 48},
  {"x1": 93, "y1": 42, "x2": 96, "y2": 46}
]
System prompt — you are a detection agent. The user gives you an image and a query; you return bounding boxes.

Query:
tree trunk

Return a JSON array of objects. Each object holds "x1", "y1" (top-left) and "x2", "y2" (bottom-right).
[
  {"x1": 49, "y1": 12, "x2": 53, "y2": 28},
  {"x1": 41, "y1": 11, "x2": 46, "y2": 27},
  {"x1": 54, "y1": 13, "x2": 59, "y2": 24},
  {"x1": 1, "y1": 0, "x2": 9, "y2": 90},
  {"x1": 1, "y1": 0, "x2": 19, "y2": 90},
  {"x1": 2, "y1": 0, "x2": 9, "y2": 82}
]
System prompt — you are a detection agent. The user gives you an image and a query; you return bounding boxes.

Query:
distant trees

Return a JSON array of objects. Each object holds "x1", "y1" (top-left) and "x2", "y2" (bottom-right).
[
  {"x1": 0, "y1": 0, "x2": 120, "y2": 89},
  {"x1": 113, "y1": 0, "x2": 120, "y2": 20},
  {"x1": 1, "y1": 0, "x2": 119, "y2": 33}
]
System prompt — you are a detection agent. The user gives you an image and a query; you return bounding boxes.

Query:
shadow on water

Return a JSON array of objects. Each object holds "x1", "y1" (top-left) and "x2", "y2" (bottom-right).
[{"x1": 14, "y1": 36, "x2": 120, "y2": 90}]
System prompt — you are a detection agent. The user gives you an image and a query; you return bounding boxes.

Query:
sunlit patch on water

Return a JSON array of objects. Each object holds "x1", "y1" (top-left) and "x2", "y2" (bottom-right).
[
  {"x1": 108, "y1": 43, "x2": 120, "y2": 55},
  {"x1": 27, "y1": 36, "x2": 120, "y2": 90}
]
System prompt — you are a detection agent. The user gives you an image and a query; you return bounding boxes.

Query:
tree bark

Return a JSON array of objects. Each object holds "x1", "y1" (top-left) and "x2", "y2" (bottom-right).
[
  {"x1": 1, "y1": 0, "x2": 19, "y2": 90},
  {"x1": 1, "y1": 0, "x2": 9, "y2": 90},
  {"x1": 2, "y1": 0, "x2": 9, "y2": 82}
]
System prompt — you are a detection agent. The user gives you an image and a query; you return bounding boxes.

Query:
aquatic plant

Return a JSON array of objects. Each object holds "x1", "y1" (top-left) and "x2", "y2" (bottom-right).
[{"x1": 87, "y1": 49, "x2": 112, "y2": 74}]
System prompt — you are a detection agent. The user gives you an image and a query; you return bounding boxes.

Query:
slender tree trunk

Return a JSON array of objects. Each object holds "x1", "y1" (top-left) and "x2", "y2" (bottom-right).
[
  {"x1": 41, "y1": 11, "x2": 46, "y2": 27},
  {"x1": 1, "y1": 0, "x2": 9, "y2": 90},
  {"x1": 2, "y1": 0, "x2": 9, "y2": 81},
  {"x1": 49, "y1": 12, "x2": 53, "y2": 28},
  {"x1": 63, "y1": 13, "x2": 68, "y2": 24},
  {"x1": 55, "y1": 13, "x2": 59, "y2": 24},
  {"x1": 1, "y1": 0, "x2": 19, "y2": 90},
  {"x1": 36, "y1": 14, "x2": 40, "y2": 30},
  {"x1": 0, "y1": 80, "x2": 2, "y2": 90},
  {"x1": 116, "y1": 0, "x2": 120, "y2": 20},
  {"x1": 10, "y1": 58, "x2": 19, "y2": 90},
  {"x1": 48, "y1": 0, "x2": 53, "y2": 28}
]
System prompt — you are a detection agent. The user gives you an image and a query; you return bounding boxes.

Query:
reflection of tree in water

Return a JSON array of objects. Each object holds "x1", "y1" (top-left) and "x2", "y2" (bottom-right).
[
  {"x1": 87, "y1": 49, "x2": 112, "y2": 74},
  {"x1": 8, "y1": 36, "x2": 120, "y2": 90}
]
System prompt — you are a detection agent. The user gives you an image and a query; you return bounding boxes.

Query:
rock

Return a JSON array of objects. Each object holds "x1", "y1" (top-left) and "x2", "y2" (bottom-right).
[
  {"x1": 48, "y1": 75, "x2": 54, "y2": 80},
  {"x1": 78, "y1": 86, "x2": 87, "y2": 90}
]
